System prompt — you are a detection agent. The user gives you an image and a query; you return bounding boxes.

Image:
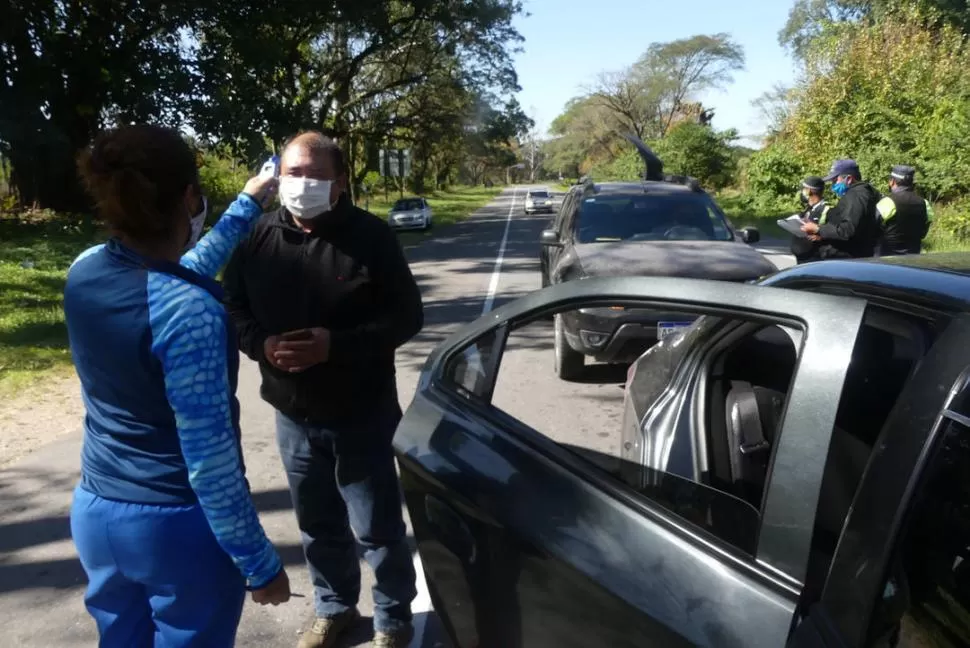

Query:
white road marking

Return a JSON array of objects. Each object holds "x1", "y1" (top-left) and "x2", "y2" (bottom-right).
[
  {"x1": 409, "y1": 552, "x2": 432, "y2": 648},
  {"x1": 481, "y1": 188, "x2": 518, "y2": 315}
]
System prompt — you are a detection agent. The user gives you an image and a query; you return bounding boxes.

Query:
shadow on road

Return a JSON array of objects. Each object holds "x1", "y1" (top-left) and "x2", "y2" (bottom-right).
[{"x1": 0, "y1": 477, "x2": 417, "y2": 595}]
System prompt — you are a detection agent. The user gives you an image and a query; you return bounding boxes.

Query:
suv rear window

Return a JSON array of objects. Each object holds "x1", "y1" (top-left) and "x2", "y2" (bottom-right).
[{"x1": 576, "y1": 193, "x2": 732, "y2": 243}]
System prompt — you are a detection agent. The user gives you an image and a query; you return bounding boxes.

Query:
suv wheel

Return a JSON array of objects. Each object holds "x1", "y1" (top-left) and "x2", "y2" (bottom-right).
[{"x1": 554, "y1": 314, "x2": 585, "y2": 381}]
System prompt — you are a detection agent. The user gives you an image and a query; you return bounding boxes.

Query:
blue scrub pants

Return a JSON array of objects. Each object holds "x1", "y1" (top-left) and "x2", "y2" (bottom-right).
[{"x1": 70, "y1": 486, "x2": 246, "y2": 647}]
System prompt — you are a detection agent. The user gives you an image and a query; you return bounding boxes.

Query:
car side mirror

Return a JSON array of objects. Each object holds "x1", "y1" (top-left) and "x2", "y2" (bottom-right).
[
  {"x1": 740, "y1": 227, "x2": 760, "y2": 244},
  {"x1": 541, "y1": 230, "x2": 563, "y2": 247}
]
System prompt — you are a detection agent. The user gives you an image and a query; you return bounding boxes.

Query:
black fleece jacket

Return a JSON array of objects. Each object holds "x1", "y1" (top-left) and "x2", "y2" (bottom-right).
[
  {"x1": 222, "y1": 194, "x2": 423, "y2": 426},
  {"x1": 817, "y1": 181, "x2": 881, "y2": 259}
]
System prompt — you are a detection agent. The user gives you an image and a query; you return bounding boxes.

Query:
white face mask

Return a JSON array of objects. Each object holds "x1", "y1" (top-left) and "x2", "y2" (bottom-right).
[
  {"x1": 279, "y1": 176, "x2": 334, "y2": 220},
  {"x1": 183, "y1": 196, "x2": 208, "y2": 253}
]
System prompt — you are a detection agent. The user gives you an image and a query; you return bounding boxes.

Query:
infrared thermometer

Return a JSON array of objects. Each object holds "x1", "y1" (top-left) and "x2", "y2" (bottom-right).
[{"x1": 259, "y1": 155, "x2": 280, "y2": 179}]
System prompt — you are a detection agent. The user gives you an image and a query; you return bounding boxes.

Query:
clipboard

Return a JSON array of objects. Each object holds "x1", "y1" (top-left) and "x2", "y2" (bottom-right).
[{"x1": 777, "y1": 214, "x2": 808, "y2": 239}]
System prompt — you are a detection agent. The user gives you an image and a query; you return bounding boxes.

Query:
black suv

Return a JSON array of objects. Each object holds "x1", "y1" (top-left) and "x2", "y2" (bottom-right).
[{"x1": 539, "y1": 177, "x2": 774, "y2": 379}]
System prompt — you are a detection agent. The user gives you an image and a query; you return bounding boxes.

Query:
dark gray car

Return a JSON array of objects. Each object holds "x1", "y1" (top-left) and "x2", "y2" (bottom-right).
[
  {"x1": 540, "y1": 179, "x2": 773, "y2": 380},
  {"x1": 395, "y1": 253, "x2": 970, "y2": 648}
]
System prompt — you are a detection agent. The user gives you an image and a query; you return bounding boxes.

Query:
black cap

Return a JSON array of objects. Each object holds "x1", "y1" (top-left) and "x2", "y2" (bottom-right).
[
  {"x1": 823, "y1": 159, "x2": 862, "y2": 182},
  {"x1": 890, "y1": 165, "x2": 916, "y2": 184},
  {"x1": 801, "y1": 176, "x2": 825, "y2": 191}
]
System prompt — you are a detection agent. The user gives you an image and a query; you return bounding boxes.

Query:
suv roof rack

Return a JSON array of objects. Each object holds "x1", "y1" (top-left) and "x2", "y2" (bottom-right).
[{"x1": 621, "y1": 133, "x2": 705, "y2": 193}]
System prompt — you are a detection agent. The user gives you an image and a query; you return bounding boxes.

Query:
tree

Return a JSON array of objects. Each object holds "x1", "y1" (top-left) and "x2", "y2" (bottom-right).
[
  {"x1": 589, "y1": 68, "x2": 661, "y2": 140},
  {"x1": 752, "y1": 83, "x2": 800, "y2": 137},
  {"x1": 778, "y1": 0, "x2": 871, "y2": 60},
  {"x1": 755, "y1": 4, "x2": 970, "y2": 210},
  {"x1": 653, "y1": 123, "x2": 739, "y2": 189},
  {"x1": 634, "y1": 34, "x2": 746, "y2": 136},
  {"x1": 0, "y1": 1, "x2": 195, "y2": 210},
  {"x1": 462, "y1": 98, "x2": 532, "y2": 185},
  {"x1": 779, "y1": 0, "x2": 970, "y2": 61},
  {"x1": 192, "y1": 1, "x2": 524, "y2": 160}
]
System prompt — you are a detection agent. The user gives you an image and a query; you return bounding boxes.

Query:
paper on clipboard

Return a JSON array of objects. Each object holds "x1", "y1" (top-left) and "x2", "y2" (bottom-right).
[{"x1": 777, "y1": 214, "x2": 809, "y2": 239}]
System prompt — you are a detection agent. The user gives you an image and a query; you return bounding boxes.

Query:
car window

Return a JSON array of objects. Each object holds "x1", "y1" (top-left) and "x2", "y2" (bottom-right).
[
  {"x1": 556, "y1": 192, "x2": 577, "y2": 237},
  {"x1": 622, "y1": 303, "x2": 935, "y2": 561},
  {"x1": 530, "y1": 191, "x2": 549, "y2": 198},
  {"x1": 392, "y1": 199, "x2": 423, "y2": 211},
  {"x1": 866, "y1": 408, "x2": 970, "y2": 647},
  {"x1": 442, "y1": 304, "x2": 767, "y2": 556},
  {"x1": 575, "y1": 192, "x2": 732, "y2": 243}
]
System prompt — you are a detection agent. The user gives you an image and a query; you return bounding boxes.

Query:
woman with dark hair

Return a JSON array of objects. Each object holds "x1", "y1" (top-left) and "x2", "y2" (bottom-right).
[{"x1": 65, "y1": 124, "x2": 289, "y2": 647}]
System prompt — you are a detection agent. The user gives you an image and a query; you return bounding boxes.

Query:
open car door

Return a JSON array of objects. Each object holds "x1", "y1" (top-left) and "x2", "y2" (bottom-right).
[
  {"x1": 394, "y1": 276, "x2": 869, "y2": 648},
  {"x1": 787, "y1": 313, "x2": 970, "y2": 648}
]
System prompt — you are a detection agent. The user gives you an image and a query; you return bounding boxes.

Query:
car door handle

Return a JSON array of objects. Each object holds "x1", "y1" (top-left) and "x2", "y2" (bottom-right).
[{"x1": 425, "y1": 495, "x2": 478, "y2": 565}]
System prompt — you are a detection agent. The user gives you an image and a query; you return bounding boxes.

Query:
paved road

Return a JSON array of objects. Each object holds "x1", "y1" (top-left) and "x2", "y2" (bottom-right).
[{"x1": 0, "y1": 188, "x2": 794, "y2": 648}]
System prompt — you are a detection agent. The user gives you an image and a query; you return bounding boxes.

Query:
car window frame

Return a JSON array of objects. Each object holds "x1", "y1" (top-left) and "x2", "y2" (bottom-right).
[
  {"x1": 428, "y1": 276, "x2": 868, "y2": 585},
  {"x1": 555, "y1": 191, "x2": 577, "y2": 240},
  {"x1": 807, "y1": 313, "x2": 970, "y2": 645}
]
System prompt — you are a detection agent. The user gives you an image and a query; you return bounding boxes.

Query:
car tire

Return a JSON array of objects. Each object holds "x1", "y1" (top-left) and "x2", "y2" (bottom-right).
[{"x1": 554, "y1": 314, "x2": 585, "y2": 381}]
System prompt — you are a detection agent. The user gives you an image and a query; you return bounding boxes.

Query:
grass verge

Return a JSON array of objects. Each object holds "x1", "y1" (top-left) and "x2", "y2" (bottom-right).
[
  {"x1": 0, "y1": 185, "x2": 504, "y2": 396},
  {"x1": 0, "y1": 213, "x2": 105, "y2": 397},
  {"x1": 715, "y1": 191, "x2": 789, "y2": 240}
]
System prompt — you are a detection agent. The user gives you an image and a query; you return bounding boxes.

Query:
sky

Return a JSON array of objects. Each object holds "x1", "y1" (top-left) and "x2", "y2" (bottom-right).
[{"x1": 512, "y1": 0, "x2": 800, "y2": 146}]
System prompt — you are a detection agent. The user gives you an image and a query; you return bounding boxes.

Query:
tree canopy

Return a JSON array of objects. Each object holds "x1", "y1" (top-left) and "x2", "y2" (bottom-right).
[
  {"x1": 542, "y1": 33, "x2": 745, "y2": 185},
  {"x1": 0, "y1": 0, "x2": 528, "y2": 210}
]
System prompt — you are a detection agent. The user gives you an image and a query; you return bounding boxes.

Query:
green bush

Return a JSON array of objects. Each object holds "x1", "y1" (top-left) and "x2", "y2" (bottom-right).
[
  {"x1": 931, "y1": 201, "x2": 970, "y2": 245},
  {"x1": 743, "y1": 7, "x2": 970, "y2": 246},
  {"x1": 591, "y1": 148, "x2": 643, "y2": 181},
  {"x1": 197, "y1": 150, "x2": 251, "y2": 218},
  {"x1": 740, "y1": 143, "x2": 808, "y2": 213},
  {"x1": 652, "y1": 123, "x2": 738, "y2": 190}
]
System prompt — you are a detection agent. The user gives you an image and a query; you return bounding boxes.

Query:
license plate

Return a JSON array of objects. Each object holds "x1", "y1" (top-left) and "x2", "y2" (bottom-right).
[{"x1": 657, "y1": 321, "x2": 692, "y2": 340}]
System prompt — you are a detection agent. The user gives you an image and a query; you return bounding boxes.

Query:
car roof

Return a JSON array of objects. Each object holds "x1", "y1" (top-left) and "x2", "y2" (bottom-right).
[
  {"x1": 574, "y1": 181, "x2": 695, "y2": 196},
  {"x1": 763, "y1": 252, "x2": 970, "y2": 311}
]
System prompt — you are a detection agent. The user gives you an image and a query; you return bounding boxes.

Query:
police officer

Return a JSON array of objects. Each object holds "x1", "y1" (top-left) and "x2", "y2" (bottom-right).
[
  {"x1": 791, "y1": 176, "x2": 831, "y2": 264},
  {"x1": 875, "y1": 165, "x2": 934, "y2": 255},
  {"x1": 801, "y1": 159, "x2": 881, "y2": 259}
]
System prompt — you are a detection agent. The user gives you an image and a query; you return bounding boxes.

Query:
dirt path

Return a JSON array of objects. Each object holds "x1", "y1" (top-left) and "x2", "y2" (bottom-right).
[{"x1": 0, "y1": 371, "x2": 83, "y2": 467}]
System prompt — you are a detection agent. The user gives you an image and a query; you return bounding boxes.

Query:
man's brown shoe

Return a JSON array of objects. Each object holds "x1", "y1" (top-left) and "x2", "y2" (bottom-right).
[
  {"x1": 373, "y1": 625, "x2": 414, "y2": 648},
  {"x1": 297, "y1": 609, "x2": 360, "y2": 648}
]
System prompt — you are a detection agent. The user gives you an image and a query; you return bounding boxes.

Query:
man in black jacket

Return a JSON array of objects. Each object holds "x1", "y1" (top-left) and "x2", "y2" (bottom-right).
[
  {"x1": 801, "y1": 159, "x2": 881, "y2": 259},
  {"x1": 223, "y1": 132, "x2": 423, "y2": 648}
]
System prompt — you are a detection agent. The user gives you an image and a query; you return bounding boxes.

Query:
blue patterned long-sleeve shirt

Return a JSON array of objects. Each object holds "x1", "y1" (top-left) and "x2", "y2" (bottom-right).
[{"x1": 66, "y1": 193, "x2": 282, "y2": 589}]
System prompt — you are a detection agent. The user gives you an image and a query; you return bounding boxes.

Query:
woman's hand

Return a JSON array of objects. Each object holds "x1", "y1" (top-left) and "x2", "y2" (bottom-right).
[
  {"x1": 252, "y1": 568, "x2": 291, "y2": 606},
  {"x1": 243, "y1": 174, "x2": 279, "y2": 208}
]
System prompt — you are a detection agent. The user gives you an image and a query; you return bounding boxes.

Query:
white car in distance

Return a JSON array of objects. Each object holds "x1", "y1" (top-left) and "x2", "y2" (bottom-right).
[
  {"x1": 525, "y1": 189, "x2": 554, "y2": 215},
  {"x1": 388, "y1": 197, "x2": 433, "y2": 231}
]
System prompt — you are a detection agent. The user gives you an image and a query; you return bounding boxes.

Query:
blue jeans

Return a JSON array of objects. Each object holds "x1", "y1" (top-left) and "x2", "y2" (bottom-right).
[
  {"x1": 70, "y1": 486, "x2": 246, "y2": 647},
  {"x1": 275, "y1": 405, "x2": 416, "y2": 632}
]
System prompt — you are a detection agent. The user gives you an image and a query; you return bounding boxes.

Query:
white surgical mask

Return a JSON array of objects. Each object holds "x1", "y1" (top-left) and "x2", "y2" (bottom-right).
[
  {"x1": 183, "y1": 196, "x2": 208, "y2": 253},
  {"x1": 279, "y1": 176, "x2": 334, "y2": 220}
]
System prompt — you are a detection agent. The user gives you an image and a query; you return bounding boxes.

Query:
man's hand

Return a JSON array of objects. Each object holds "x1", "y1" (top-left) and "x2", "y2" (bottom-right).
[
  {"x1": 801, "y1": 221, "x2": 820, "y2": 235},
  {"x1": 252, "y1": 569, "x2": 291, "y2": 606},
  {"x1": 242, "y1": 174, "x2": 279, "y2": 209},
  {"x1": 272, "y1": 328, "x2": 331, "y2": 373}
]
